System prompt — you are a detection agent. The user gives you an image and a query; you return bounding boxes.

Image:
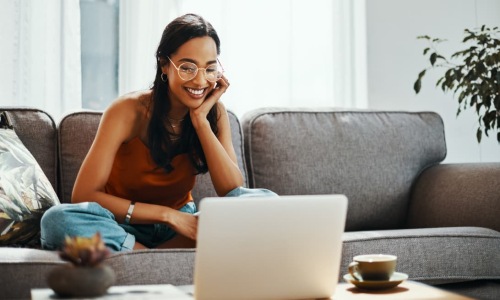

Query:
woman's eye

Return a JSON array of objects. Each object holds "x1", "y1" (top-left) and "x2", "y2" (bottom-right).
[
  {"x1": 180, "y1": 65, "x2": 196, "y2": 73},
  {"x1": 206, "y1": 66, "x2": 218, "y2": 74}
]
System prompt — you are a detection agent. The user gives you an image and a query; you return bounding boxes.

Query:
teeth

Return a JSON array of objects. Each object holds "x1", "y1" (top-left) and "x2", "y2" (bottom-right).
[{"x1": 187, "y1": 88, "x2": 204, "y2": 95}]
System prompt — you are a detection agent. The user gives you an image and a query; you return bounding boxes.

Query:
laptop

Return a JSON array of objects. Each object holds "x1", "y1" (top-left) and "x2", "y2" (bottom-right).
[{"x1": 193, "y1": 194, "x2": 348, "y2": 300}]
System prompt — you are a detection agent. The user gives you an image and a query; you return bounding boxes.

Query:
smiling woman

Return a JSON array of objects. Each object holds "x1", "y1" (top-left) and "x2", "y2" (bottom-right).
[{"x1": 40, "y1": 13, "x2": 277, "y2": 253}]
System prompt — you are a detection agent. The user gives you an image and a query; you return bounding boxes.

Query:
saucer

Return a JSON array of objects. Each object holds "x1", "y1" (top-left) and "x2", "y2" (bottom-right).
[{"x1": 343, "y1": 272, "x2": 409, "y2": 290}]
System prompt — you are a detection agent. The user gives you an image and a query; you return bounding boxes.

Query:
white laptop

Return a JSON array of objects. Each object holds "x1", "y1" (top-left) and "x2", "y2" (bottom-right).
[{"x1": 193, "y1": 194, "x2": 348, "y2": 300}]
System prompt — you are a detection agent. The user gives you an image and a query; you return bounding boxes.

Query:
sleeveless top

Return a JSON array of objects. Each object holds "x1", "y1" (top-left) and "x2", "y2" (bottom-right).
[{"x1": 104, "y1": 137, "x2": 196, "y2": 209}]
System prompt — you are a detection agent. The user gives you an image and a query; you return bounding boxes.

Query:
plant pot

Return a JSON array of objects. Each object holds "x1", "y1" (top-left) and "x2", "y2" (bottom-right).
[{"x1": 47, "y1": 264, "x2": 116, "y2": 298}]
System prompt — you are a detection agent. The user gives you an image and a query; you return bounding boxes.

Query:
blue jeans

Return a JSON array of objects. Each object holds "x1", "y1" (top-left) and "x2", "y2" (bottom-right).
[{"x1": 40, "y1": 187, "x2": 277, "y2": 252}]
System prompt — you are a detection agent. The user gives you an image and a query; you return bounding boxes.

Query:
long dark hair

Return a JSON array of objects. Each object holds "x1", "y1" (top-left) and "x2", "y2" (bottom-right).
[{"x1": 149, "y1": 14, "x2": 220, "y2": 174}]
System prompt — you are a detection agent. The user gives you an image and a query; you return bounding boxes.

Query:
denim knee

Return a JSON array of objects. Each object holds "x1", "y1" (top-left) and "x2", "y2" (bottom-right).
[
  {"x1": 41, "y1": 204, "x2": 75, "y2": 250},
  {"x1": 40, "y1": 202, "x2": 130, "y2": 251},
  {"x1": 225, "y1": 186, "x2": 278, "y2": 197}
]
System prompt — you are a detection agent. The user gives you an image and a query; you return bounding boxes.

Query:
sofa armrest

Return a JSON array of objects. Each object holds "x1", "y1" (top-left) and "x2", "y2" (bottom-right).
[{"x1": 407, "y1": 163, "x2": 500, "y2": 232}]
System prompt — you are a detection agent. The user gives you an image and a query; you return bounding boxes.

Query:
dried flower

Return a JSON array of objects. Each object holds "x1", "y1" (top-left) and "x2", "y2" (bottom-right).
[{"x1": 59, "y1": 233, "x2": 110, "y2": 267}]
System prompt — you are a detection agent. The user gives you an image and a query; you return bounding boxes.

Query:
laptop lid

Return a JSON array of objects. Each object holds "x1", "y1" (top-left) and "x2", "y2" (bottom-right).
[{"x1": 194, "y1": 194, "x2": 348, "y2": 300}]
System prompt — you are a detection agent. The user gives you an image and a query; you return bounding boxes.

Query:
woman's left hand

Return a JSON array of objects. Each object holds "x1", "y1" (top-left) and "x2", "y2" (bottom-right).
[{"x1": 189, "y1": 75, "x2": 230, "y2": 128}]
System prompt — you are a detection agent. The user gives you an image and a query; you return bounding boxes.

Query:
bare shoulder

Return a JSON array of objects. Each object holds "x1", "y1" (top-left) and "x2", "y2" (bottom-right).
[
  {"x1": 100, "y1": 90, "x2": 152, "y2": 141},
  {"x1": 103, "y1": 91, "x2": 150, "y2": 123}
]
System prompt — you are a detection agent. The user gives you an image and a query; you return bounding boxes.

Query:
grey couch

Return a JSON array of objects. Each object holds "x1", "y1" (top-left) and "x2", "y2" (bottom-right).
[{"x1": 1, "y1": 107, "x2": 499, "y2": 300}]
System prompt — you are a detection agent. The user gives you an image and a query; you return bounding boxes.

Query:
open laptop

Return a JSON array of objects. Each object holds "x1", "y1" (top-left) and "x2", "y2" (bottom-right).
[{"x1": 192, "y1": 194, "x2": 348, "y2": 300}]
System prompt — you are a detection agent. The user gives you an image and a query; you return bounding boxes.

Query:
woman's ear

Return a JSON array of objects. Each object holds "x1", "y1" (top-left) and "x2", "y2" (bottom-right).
[{"x1": 159, "y1": 58, "x2": 169, "y2": 74}]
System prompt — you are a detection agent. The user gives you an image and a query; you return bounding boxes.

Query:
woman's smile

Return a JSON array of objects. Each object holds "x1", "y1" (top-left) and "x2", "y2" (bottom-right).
[{"x1": 185, "y1": 86, "x2": 207, "y2": 99}]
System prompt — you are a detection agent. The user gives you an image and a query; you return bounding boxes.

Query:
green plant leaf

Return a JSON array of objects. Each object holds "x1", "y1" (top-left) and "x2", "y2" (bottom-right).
[
  {"x1": 476, "y1": 100, "x2": 483, "y2": 114},
  {"x1": 463, "y1": 35, "x2": 474, "y2": 43},
  {"x1": 458, "y1": 91, "x2": 467, "y2": 104},
  {"x1": 415, "y1": 25, "x2": 500, "y2": 143},
  {"x1": 471, "y1": 94, "x2": 479, "y2": 106},
  {"x1": 414, "y1": 78, "x2": 422, "y2": 93},
  {"x1": 436, "y1": 77, "x2": 445, "y2": 87},
  {"x1": 494, "y1": 94, "x2": 500, "y2": 110},
  {"x1": 430, "y1": 53, "x2": 437, "y2": 66}
]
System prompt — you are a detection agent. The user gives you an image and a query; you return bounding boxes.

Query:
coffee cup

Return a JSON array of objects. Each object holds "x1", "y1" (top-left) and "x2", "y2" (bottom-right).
[{"x1": 348, "y1": 254, "x2": 397, "y2": 281}]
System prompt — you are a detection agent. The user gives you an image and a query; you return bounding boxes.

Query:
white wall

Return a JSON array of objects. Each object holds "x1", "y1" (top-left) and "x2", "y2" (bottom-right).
[{"x1": 366, "y1": 0, "x2": 500, "y2": 163}]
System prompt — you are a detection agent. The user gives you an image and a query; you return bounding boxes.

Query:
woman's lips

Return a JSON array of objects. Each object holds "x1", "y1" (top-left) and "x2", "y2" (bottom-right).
[{"x1": 185, "y1": 87, "x2": 207, "y2": 99}]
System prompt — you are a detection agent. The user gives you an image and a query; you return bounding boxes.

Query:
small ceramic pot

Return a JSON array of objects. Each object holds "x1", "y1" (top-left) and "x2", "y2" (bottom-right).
[{"x1": 47, "y1": 264, "x2": 116, "y2": 298}]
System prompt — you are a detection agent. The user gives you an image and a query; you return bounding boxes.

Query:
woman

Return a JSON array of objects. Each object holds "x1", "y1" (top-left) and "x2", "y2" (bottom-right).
[{"x1": 41, "y1": 14, "x2": 276, "y2": 252}]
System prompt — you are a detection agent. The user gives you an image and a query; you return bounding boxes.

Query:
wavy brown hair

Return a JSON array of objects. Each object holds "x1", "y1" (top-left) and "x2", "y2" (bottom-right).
[{"x1": 149, "y1": 14, "x2": 220, "y2": 173}]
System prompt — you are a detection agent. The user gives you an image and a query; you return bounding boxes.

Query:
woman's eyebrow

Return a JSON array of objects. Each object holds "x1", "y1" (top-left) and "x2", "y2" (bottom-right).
[{"x1": 179, "y1": 58, "x2": 217, "y2": 65}]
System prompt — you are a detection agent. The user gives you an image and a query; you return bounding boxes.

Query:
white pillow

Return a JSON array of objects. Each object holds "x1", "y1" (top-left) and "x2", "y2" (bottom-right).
[{"x1": 0, "y1": 111, "x2": 60, "y2": 247}]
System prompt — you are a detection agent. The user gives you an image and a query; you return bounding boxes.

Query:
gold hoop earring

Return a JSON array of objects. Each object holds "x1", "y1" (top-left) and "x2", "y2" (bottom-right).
[{"x1": 161, "y1": 73, "x2": 168, "y2": 82}]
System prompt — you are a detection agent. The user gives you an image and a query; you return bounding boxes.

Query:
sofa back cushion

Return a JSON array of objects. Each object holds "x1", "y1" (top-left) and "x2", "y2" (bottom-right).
[
  {"x1": 58, "y1": 111, "x2": 101, "y2": 203},
  {"x1": 58, "y1": 110, "x2": 247, "y2": 204},
  {"x1": 242, "y1": 108, "x2": 446, "y2": 231},
  {"x1": 0, "y1": 108, "x2": 58, "y2": 191}
]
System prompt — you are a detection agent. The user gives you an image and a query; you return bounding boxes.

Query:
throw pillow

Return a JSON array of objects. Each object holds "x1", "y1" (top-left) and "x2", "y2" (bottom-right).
[{"x1": 0, "y1": 111, "x2": 60, "y2": 247}]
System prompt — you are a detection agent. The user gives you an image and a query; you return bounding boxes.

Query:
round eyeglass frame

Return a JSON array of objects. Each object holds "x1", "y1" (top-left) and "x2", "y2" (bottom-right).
[{"x1": 167, "y1": 56, "x2": 224, "y2": 83}]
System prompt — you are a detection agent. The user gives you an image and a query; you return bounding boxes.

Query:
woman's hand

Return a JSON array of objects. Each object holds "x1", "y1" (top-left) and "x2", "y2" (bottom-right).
[
  {"x1": 190, "y1": 75, "x2": 230, "y2": 128},
  {"x1": 167, "y1": 210, "x2": 198, "y2": 240}
]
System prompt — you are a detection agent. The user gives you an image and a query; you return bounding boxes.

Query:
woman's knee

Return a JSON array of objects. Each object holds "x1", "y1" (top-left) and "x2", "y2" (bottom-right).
[
  {"x1": 40, "y1": 202, "x2": 113, "y2": 250},
  {"x1": 225, "y1": 186, "x2": 278, "y2": 197},
  {"x1": 41, "y1": 204, "x2": 74, "y2": 249}
]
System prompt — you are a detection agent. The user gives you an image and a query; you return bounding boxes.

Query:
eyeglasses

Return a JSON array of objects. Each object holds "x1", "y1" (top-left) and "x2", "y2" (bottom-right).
[{"x1": 167, "y1": 57, "x2": 224, "y2": 83}]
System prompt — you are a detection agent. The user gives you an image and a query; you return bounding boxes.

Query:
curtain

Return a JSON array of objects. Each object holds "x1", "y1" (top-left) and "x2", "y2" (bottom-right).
[
  {"x1": 118, "y1": 0, "x2": 180, "y2": 95},
  {"x1": 118, "y1": 0, "x2": 368, "y2": 117},
  {"x1": 0, "y1": 0, "x2": 82, "y2": 121}
]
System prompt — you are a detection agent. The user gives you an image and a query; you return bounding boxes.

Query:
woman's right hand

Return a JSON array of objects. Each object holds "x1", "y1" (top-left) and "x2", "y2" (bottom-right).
[{"x1": 167, "y1": 210, "x2": 198, "y2": 240}]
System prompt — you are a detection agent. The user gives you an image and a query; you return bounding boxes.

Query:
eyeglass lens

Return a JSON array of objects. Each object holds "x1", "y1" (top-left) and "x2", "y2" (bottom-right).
[{"x1": 178, "y1": 62, "x2": 223, "y2": 82}]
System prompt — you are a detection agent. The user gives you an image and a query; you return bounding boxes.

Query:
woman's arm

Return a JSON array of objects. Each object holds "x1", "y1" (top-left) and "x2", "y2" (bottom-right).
[
  {"x1": 190, "y1": 77, "x2": 244, "y2": 196},
  {"x1": 71, "y1": 96, "x2": 197, "y2": 239}
]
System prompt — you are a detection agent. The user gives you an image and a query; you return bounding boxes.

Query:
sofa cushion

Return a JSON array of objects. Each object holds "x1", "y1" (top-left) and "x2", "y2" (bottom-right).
[
  {"x1": 341, "y1": 227, "x2": 500, "y2": 284},
  {"x1": 58, "y1": 110, "x2": 247, "y2": 204},
  {"x1": 242, "y1": 108, "x2": 447, "y2": 231},
  {"x1": 0, "y1": 108, "x2": 57, "y2": 192},
  {"x1": 105, "y1": 249, "x2": 195, "y2": 286},
  {"x1": 0, "y1": 111, "x2": 60, "y2": 247},
  {"x1": 408, "y1": 163, "x2": 500, "y2": 232},
  {"x1": 0, "y1": 248, "x2": 65, "y2": 299},
  {"x1": 58, "y1": 111, "x2": 101, "y2": 204}
]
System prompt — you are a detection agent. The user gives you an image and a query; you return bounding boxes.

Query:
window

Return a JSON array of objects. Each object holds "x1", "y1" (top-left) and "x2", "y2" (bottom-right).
[{"x1": 80, "y1": 0, "x2": 119, "y2": 110}]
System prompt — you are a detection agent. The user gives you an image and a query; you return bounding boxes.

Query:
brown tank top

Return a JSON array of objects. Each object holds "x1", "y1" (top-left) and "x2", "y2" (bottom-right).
[{"x1": 104, "y1": 137, "x2": 196, "y2": 209}]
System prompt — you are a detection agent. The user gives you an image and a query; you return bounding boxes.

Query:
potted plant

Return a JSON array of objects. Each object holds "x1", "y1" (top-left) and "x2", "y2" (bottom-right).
[
  {"x1": 413, "y1": 25, "x2": 500, "y2": 143},
  {"x1": 47, "y1": 233, "x2": 116, "y2": 297}
]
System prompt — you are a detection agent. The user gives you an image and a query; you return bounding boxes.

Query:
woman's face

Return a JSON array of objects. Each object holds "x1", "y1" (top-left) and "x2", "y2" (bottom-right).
[{"x1": 163, "y1": 36, "x2": 219, "y2": 112}]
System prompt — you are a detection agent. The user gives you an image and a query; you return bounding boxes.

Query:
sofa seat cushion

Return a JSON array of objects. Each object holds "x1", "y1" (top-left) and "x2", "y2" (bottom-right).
[
  {"x1": 105, "y1": 249, "x2": 195, "y2": 286},
  {"x1": 0, "y1": 247, "x2": 196, "y2": 299},
  {"x1": 341, "y1": 226, "x2": 500, "y2": 285},
  {"x1": 0, "y1": 248, "x2": 65, "y2": 299}
]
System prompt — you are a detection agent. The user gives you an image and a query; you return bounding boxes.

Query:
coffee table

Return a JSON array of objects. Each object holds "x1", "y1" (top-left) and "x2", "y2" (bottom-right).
[
  {"x1": 32, "y1": 281, "x2": 474, "y2": 299},
  {"x1": 176, "y1": 281, "x2": 475, "y2": 299},
  {"x1": 333, "y1": 280, "x2": 474, "y2": 299}
]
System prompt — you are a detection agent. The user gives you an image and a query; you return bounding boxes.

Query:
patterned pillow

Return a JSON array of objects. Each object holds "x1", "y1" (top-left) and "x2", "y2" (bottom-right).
[{"x1": 0, "y1": 111, "x2": 60, "y2": 247}]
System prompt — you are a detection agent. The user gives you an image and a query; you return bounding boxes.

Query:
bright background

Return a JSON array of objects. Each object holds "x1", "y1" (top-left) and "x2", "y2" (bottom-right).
[{"x1": 1, "y1": 0, "x2": 499, "y2": 163}]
